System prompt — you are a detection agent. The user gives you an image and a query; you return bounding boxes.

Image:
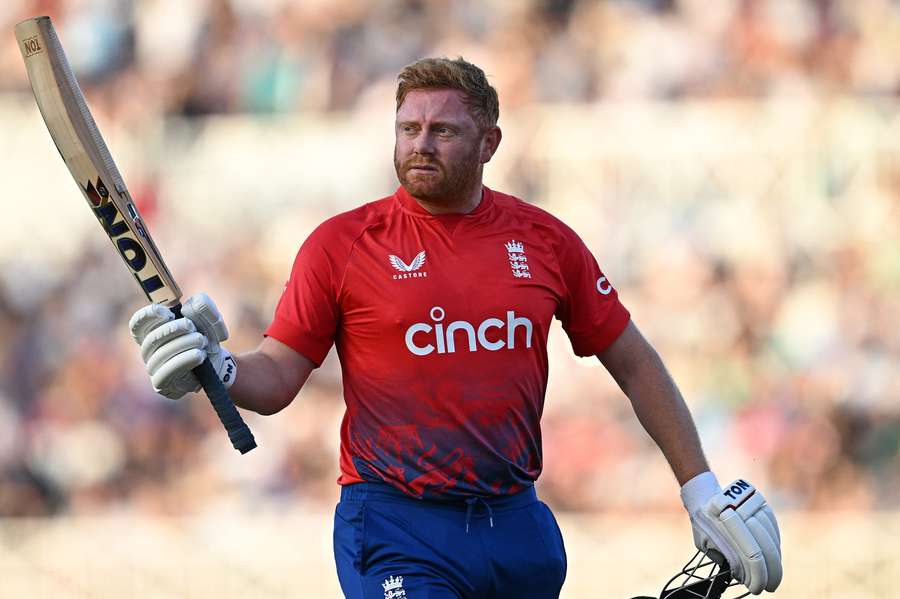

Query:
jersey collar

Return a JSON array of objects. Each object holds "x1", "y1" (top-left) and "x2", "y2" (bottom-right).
[{"x1": 395, "y1": 184, "x2": 495, "y2": 219}]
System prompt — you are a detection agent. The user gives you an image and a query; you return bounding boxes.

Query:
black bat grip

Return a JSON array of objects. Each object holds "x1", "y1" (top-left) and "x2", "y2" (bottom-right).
[
  {"x1": 193, "y1": 358, "x2": 256, "y2": 454},
  {"x1": 172, "y1": 303, "x2": 256, "y2": 454}
]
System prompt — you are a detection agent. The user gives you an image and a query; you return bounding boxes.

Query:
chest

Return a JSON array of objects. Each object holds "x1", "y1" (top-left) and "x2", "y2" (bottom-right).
[{"x1": 340, "y1": 223, "x2": 562, "y2": 338}]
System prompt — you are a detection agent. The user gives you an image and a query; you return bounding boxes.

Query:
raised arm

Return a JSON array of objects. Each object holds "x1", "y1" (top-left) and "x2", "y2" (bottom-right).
[
  {"x1": 230, "y1": 337, "x2": 315, "y2": 415},
  {"x1": 129, "y1": 293, "x2": 315, "y2": 417}
]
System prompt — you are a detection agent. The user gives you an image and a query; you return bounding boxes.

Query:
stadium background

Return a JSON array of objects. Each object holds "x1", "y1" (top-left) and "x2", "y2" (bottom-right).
[{"x1": 0, "y1": 0, "x2": 898, "y2": 597}]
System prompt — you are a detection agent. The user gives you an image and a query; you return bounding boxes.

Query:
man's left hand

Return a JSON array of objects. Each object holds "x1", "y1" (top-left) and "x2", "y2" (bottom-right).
[{"x1": 681, "y1": 472, "x2": 782, "y2": 595}]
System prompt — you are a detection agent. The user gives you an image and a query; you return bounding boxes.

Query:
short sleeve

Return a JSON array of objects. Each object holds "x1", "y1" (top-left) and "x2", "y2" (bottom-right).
[
  {"x1": 553, "y1": 224, "x2": 630, "y2": 356},
  {"x1": 264, "y1": 227, "x2": 342, "y2": 366}
]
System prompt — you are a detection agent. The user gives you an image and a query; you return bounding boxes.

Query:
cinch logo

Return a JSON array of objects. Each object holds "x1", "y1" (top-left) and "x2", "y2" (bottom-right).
[
  {"x1": 405, "y1": 306, "x2": 533, "y2": 356},
  {"x1": 596, "y1": 276, "x2": 612, "y2": 295}
]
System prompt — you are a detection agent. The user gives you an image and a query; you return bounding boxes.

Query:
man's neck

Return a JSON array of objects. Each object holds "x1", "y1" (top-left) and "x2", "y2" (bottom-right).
[{"x1": 413, "y1": 184, "x2": 484, "y2": 215}]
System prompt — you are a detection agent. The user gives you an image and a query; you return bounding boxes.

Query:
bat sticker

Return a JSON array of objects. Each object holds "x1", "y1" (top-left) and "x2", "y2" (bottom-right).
[{"x1": 21, "y1": 35, "x2": 42, "y2": 56}]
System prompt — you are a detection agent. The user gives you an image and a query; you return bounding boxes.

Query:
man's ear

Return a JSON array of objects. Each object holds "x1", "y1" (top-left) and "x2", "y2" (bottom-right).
[{"x1": 480, "y1": 126, "x2": 502, "y2": 164}]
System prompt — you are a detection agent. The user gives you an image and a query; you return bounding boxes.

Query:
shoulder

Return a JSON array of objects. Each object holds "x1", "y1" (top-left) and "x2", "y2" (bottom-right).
[
  {"x1": 290, "y1": 195, "x2": 396, "y2": 277},
  {"x1": 490, "y1": 189, "x2": 583, "y2": 248},
  {"x1": 308, "y1": 195, "x2": 395, "y2": 245},
  {"x1": 312, "y1": 196, "x2": 394, "y2": 237}
]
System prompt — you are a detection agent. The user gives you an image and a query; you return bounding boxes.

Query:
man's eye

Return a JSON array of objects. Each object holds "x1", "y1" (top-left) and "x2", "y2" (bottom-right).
[{"x1": 437, "y1": 127, "x2": 453, "y2": 136}]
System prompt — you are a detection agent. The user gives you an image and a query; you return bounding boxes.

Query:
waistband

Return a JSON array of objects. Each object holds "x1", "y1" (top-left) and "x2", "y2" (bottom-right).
[{"x1": 339, "y1": 481, "x2": 538, "y2": 511}]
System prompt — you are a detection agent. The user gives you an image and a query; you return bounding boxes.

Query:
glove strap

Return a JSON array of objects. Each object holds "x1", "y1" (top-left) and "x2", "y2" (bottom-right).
[{"x1": 680, "y1": 471, "x2": 721, "y2": 513}]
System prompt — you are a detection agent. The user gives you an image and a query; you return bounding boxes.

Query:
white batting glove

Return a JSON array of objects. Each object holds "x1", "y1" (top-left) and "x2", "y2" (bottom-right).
[
  {"x1": 128, "y1": 293, "x2": 236, "y2": 399},
  {"x1": 681, "y1": 472, "x2": 782, "y2": 595}
]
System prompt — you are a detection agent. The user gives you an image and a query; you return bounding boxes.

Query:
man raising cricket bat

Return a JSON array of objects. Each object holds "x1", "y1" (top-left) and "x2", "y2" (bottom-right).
[{"x1": 130, "y1": 58, "x2": 782, "y2": 598}]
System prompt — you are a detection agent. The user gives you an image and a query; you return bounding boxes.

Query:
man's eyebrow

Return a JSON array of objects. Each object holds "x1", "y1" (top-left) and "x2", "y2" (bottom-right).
[{"x1": 396, "y1": 119, "x2": 464, "y2": 128}]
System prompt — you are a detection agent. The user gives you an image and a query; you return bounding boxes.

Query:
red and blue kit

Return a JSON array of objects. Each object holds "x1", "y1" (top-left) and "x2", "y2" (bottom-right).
[{"x1": 266, "y1": 186, "x2": 630, "y2": 500}]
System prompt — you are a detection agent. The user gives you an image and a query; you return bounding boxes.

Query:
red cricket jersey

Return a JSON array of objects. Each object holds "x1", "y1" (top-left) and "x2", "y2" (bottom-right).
[{"x1": 265, "y1": 186, "x2": 630, "y2": 499}]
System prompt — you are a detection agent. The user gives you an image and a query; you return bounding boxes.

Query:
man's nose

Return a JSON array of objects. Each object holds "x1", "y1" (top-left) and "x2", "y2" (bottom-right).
[{"x1": 413, "y1": 131, "x2": 435, "y2": 154}]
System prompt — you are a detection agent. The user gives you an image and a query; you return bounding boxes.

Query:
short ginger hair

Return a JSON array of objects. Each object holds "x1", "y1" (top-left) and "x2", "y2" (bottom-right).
[{"x1": 396, "y1": 57, "x2": 499, "y2": 130}]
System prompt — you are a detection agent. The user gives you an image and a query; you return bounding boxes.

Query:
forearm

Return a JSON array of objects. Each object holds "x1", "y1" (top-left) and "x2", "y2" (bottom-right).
[
  {"x1": 229, "y1": 350, "x2": 310, "y2": 415},
  {"x1": 618, "y1": 348, "x2": 709, "y2": 485}
]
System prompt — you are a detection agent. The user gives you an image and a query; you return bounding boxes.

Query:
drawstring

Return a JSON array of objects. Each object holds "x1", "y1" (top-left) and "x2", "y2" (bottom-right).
[{"x1": 464, "y1": 496, "x2": 494, "y2": 533}]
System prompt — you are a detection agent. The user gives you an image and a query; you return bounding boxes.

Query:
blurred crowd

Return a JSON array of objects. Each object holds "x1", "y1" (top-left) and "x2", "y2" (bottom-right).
[
  {"x1": 1, "y1": 0, "x2": 899, "y2": 518},
  {"x1": 1, "y1": 0, "x2": 899, "y2": 117}
]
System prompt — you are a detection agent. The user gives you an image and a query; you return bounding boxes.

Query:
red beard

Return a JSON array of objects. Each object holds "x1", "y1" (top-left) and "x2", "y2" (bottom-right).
[{"x1": 395, "y1": 146, "x2": 482, "y2": 205}]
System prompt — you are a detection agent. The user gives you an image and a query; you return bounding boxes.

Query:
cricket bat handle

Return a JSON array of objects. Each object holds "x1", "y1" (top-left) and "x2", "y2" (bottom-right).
[
  {"x1": 171, "y1": 304, "x2": 257, "y2": 454},
  {"x1": 194, "y1": 359, "x2": 256, "y2": 454}
]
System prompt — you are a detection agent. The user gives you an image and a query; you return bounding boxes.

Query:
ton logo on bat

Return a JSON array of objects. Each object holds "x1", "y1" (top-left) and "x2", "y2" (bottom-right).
[{"x1": 83, "y1": 176, "x2": 164, "y2": 296}]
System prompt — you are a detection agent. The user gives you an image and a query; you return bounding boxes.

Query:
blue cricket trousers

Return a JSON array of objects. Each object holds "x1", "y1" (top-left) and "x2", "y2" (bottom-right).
[{"x1": 333, "y1": 482, "x2": 567, "y2": 598}]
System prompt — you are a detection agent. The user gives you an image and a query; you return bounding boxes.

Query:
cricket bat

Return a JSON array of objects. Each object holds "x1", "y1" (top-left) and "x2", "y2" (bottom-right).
[{"x1": 15, "y1": 16, "x2": 256, "y2": 454}]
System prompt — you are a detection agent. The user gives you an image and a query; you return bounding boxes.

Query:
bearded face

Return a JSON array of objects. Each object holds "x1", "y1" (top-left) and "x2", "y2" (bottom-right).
[
  {"x1": 393, "y1": 89, "x2": 495, "y2": 211},
  {"x1": 394, "y1": 135, "x2": 482, "y2": 204}
]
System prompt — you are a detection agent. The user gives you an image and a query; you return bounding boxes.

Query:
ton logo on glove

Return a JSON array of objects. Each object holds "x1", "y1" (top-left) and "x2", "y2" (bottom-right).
[
  {"x1": 680, "y1": 472, "x2": 782, "y2": 596},
  {"x1": 723, "y1": 480, "x2": 752, "y2": 503}
]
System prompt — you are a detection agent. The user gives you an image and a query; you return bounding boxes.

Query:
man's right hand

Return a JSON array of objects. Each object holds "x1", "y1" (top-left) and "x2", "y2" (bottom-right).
[{"x1": 128, "y1": 293, "x2": 236, "y2": 399}]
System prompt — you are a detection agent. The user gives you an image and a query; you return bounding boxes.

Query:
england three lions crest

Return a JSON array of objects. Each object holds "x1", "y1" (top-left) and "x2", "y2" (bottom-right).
[
  {"x1": 505, "y1": 240, "x2": 530, "y2": 279},
  {"x1": 382, "y1": 575, "x2": 406, "y2": 598}
]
